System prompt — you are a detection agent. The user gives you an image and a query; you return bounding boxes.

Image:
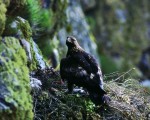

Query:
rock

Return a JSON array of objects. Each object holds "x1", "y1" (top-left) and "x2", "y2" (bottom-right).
[
  {"x1": 3, "y1": 16, "x2": 32, "y2": 41},
  {"x1": 3, "y1": 16, "x2": 47, "y2": 70},
  {"x1": 80, "y1": 0, "x2": 96, "y2": 11},
  {"x1": 84, "y1": 0, "x2": 149, "y2": 74},
  {"x1": 58, "y1": 0, "x2": 99, "y2": 61},
  {"x1": 0, "y1": 37, "x2": 33, "y2": 120},
  {"x1": 0, "y1": 4, "x2": 47, "y2": 119},
  {"x1": 30, "y1": 77, "x2": 42, "y2": 91},
  {"x1": 31, "y1": 39, "x2": 47, "y2": 69},
  {"x1": 20, "y1": 38, "x2": 32, "y2": 62},
  {"x1": 140, "y1": 80, "x2": 150, "y2": 87}
]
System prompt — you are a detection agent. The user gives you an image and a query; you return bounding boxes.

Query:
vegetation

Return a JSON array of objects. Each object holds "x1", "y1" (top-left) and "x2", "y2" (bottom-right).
[{"x1": 0, "y1": 0, "x2": 150, "y2": 120}]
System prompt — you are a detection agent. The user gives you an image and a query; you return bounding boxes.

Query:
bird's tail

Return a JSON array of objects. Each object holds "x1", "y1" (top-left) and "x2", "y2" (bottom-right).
[{"x1": 89, "y1": 92, "x2": 110, "y2": 105}]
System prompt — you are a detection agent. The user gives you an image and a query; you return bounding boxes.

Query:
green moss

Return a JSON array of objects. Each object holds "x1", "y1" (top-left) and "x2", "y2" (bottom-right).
[
  {"x1": 89, "y1": 32, "x2": 96, "y2": 43},
  {"x1": 0, "y1": 1, "x2": 7, "y2": 35},
  {"x1": 27, "y1": 38, "x2": 48, "y2": 71},
  {"x1": 3, "y1": 16, "x2": 32, "y2": 41},
  {"x1": 16, "y1": 16, "x2": 32, "y2": 40},
  {"x1": 0, "y1": 37, "x2": 33, "y2": 120},
  {"x1": 2, "y1": 16, "x2": 41, "y2": 70},
  {"x1": 16, "y1": 17, "x2": 46, "y2": 71}
]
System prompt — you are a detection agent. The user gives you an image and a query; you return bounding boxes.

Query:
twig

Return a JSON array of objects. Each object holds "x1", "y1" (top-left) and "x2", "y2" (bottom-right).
[{"x1": 113, "y1": 68, "x2": 135, "y2": 82}]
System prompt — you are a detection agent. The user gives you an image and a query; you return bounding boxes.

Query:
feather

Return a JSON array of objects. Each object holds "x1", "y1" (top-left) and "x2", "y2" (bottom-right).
[{"x1": 60, "y1": 36, "x2": 110, "y2": 105}]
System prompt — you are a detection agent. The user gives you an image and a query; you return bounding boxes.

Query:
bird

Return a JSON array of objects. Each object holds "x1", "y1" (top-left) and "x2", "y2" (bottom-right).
[{"x1": 60, "y1": 36, "x2": 110, "y2": 105}]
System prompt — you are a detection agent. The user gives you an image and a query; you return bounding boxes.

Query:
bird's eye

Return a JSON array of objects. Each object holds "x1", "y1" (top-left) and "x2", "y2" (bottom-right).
[
  {"x1": 67, "y1": 37, "x2": 71, "y2": 42},
  {"x1": 72, "y1": 39, "x2": 76, "y2": 42}
]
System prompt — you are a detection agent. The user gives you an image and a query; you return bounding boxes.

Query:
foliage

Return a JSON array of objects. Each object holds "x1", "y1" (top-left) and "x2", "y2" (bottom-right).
[
  {"x1": 27, "y1": 0, "x2": 53, "y2": 29},
  {"x1": 26, "y1": 0, "x2": 68, "y2": 59}
]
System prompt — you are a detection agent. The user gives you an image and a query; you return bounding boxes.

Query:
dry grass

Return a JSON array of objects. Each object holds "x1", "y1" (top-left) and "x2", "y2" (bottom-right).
[{"x1": 102, "y1": 69, "x2": 150, "y2": 120}]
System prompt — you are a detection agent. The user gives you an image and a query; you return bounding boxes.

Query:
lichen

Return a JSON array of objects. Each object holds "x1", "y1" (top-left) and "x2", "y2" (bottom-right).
[
  {"x1": 0, "y1": 37, "x2": 33, "y2": 120},
  {"x1": 0, "y1": 1, "x2": 7, "y2": 35}
]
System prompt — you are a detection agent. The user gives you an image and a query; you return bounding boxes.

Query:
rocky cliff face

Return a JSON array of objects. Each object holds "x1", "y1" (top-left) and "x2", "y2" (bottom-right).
[
  {"x1": 0, "y1": 1, "x2": 46, "y2": 119},
  {"x1": 58, "y1": 0, "x2": 99, "y2": 61},
  {"x1": 0, "y1": 0, "x2": 149, "y2": 120},
  {"x1": 0, "y1": 37, "x2": 33, "y2": 120},
  {"x1": 84, "y1": 0, "x2": 150, "y2": 75},
  {"x1": 0, "y1": 0, "x2": 98, "y2": 119}
]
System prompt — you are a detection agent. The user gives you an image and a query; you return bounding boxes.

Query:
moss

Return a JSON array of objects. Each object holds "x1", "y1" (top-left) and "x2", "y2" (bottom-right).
[
  {"x1": 2, "y1": 16, "x2": 42, "y2": 70},
  {"x1": 15, "y1": 17, "x2": 46, "y2": 70},
  {"x1": 29, "y1": 38, "x2": 47, "y2": 70},
  {"x1": 0, "y1": 37, "x2": 33, "y2": 120},
  {"x1": 3, "y1": 16, "x2": 32, "y2": 41},
  {"x1": 0, "y1": 1, "x2": 7, "y2": 35},
  {"x1": 89, "y1": 32, "x2": 96, "y2": 43},
  {"x1": 16, "y1": 16, "x2": 32, "y2": 40}
]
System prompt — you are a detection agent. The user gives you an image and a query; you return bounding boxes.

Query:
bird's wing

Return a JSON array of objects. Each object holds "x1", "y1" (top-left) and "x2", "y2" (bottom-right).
[
  {"x1": 72, "y1": 53, "x2": 93, "y2": 75},
  {"x1": 60, "y1": 57, "x2": 88, "y2": 80},
  {"x1": 83, "y1": 52, "x2": 99, "y2": 73},
  {"x1": 73, "y1": 52, "x2": 105, "y2": 89},
  {"x1": 73, "y1": 51, "x2": 99, "y2": 74},
  {"x1": 60, "y1": 58, "x2": 68, "y2": 81}
]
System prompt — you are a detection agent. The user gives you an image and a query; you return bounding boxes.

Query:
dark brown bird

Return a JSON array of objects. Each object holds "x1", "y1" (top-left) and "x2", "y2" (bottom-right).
[{"x1": 60, "y1": 36, "x2": 110, "y2": 105}]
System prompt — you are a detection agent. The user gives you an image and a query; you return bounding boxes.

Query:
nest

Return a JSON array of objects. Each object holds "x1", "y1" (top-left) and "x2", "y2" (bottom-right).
[
  {"x1": 103, "y1": 80, "x2": 150, "y2": 120},
  {"x1": 31, "y1": 67, "x2": 150, "y2": 120}
]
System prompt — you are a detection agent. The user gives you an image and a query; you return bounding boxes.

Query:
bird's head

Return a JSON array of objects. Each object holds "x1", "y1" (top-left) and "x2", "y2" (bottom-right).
[{"x1": 66, "y1": 36, "x2": 79, "y2": 48}]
